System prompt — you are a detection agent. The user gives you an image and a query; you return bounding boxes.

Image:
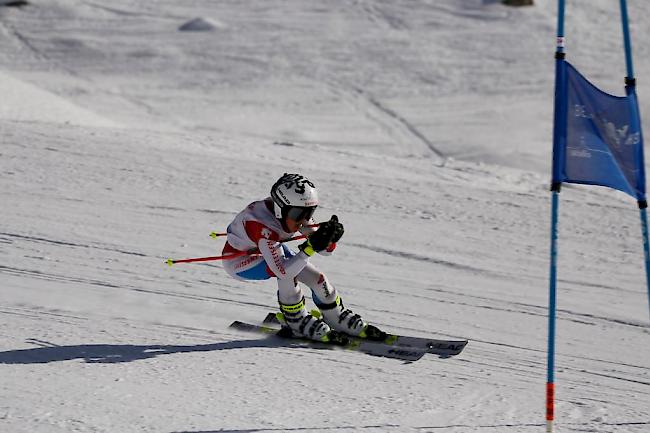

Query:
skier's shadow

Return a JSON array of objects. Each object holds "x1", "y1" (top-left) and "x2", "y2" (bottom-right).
[{"x1": 0, "y1": 338, "x2": 286, "y2": 364}]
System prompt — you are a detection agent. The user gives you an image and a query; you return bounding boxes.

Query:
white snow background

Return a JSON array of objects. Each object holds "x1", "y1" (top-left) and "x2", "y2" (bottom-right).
[{"x1": 1, "y1": 0, "x2": 649, "y2": 432}]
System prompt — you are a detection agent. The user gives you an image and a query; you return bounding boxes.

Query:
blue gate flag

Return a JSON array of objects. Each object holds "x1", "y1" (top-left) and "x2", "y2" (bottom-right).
[{"x1": 552, "y1": 62, "x2": 646, "y2": 201}]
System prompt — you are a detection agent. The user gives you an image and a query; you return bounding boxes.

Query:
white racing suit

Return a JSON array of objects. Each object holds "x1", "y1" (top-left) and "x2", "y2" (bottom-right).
[{"x1": 222, "y1": 199, "x2": 338, "y2": 311}]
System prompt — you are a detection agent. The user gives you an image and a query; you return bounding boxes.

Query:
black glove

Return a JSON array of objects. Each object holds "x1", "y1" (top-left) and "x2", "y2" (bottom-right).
[
  {"x1": 328, "y1": 215, "x2": 344, "y2": 243},
  {"x1": 299, "y1": 215, "x2": 344, "y2": 256}
]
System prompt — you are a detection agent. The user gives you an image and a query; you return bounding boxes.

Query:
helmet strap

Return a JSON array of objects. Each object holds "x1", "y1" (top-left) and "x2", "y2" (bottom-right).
[
  {"x1": 274, "y1": 203, "x2": 291, "y2": 232},
  {"x1": 273, "y1": 202, "x2": 283, "y2": 219}
]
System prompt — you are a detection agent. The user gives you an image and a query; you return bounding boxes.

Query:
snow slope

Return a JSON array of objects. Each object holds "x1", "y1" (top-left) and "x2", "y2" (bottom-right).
[{"x1": 1, "y1": 1, "x2": 649, "y2": 432}]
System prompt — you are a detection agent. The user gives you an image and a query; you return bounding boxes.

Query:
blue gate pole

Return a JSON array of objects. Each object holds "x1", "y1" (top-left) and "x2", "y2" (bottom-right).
[
  {"x1": 639, "y1": 205, "x2": 650, "y2": 321},
  {"x1": 556, "y1": 0, "x2": 566, "y2": 55},
  {"x1": 620, "y1": 0, "x2": 650, "y2": 321},
  {"x1": 547, "y1": 188, "x2": 560, "y2": 433},
  {"x1": 619, "y1": 0, "x2": 635, "y2": 80},
  {"x1": 547, "y1": 2, "x2": 566, "y2": 431}
]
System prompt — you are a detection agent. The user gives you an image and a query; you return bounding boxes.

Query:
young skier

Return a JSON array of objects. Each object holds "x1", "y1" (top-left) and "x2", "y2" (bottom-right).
[{"x1": 222, "y1": 173, "x2": 385, "y2": 343}]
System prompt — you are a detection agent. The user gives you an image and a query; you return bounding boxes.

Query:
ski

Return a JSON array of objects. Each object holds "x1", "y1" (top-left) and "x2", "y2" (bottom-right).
[
  {"x1": 229, "y1": 320, "x2": 426, "y2": 362},
  {"x1": 262, "y1": 312, "x2": 468, "y2": 358}
]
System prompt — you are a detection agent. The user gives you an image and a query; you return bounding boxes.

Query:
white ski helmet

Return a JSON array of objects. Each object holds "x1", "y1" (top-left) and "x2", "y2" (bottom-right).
[{"x1": 270, "y1": 173, "x2": 319, "y2": 226}]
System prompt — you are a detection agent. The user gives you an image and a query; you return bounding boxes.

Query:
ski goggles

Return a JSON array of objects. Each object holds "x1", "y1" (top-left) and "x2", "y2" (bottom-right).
[{"x1": 285, "y1": 206, "x2": 317, "y2": 222}]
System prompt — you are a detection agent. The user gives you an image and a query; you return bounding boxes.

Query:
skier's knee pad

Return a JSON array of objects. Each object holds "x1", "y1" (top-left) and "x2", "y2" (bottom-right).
[
  {"x1": 276, "y1": 278, "x2": 302, "y2": 305},
  {"x1": 310, "y1": 273, "x2": 338, "y2": 306}
]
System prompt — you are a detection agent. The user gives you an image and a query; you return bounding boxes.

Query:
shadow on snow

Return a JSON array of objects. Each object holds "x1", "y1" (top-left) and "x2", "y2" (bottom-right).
[
  {"x1": 173, "y1": 426, "x2": 401, "y2": 433},
  {"x1": 0, "y1": 338, "x2": 288, "y2": 364}
]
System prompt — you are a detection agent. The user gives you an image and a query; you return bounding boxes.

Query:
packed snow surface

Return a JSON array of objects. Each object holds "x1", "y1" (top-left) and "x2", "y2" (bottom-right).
[{"x1": 1, "y1": 1, "x2": 649, "y2": 432}]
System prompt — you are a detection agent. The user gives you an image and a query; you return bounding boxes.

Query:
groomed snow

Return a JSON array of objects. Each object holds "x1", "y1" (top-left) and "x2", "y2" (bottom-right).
[{"x1": 1, "y1": 1, "x2": 649, "y2": 432}]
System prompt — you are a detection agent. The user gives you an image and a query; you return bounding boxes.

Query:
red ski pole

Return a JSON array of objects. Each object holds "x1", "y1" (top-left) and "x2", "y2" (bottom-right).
[
  {"x1": 208, "y1": 223, "x2": 319, "y2": 239},
  {"x1": 166, "y1": 251, "x2": 248, "y2": 266},
  {"x1": 166, "y1": 233, "x2": 309, "y2": 266}
]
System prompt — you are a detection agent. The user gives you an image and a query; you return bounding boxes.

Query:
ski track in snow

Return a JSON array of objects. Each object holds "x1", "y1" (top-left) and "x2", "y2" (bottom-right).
[{"x1": 323, "y1": 78, "x2": 446, "y2": 161}]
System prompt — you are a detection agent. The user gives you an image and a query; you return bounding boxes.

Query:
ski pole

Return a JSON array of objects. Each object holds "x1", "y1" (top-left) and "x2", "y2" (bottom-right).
[
  {"x1": 166, "y1": 252, "x2": 248, "y2": 266},
  {"x1": 209, "y1": 223, "x2": 320, "y2": 240},
  {"x1": 166, "y1": 234, "x2": 308, "y2": 266}
]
